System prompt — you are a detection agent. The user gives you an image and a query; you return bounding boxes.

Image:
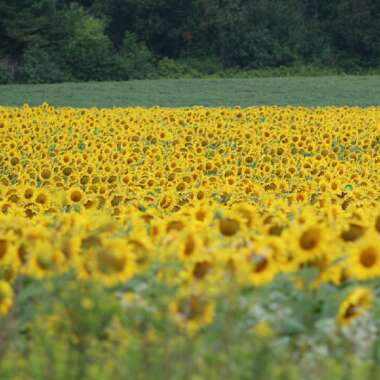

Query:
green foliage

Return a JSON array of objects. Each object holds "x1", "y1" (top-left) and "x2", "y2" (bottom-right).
[
  {"x1": 157, "y1": 58, "x2": 202, "y2": 79},
  {"x1": 213, "y1": 64, "x2": 348, "y2": 78},
  {"x1": 115, "y1": 32, "x2": 156, "y2": 80},
  {"x1": 0, "y1": 0, "x2": 379, "y2": 83},
  {"x1": 221, "y1": 28, "x2": 297, "y2": 69},
  {"x1": 59, "y1": 8, "x2": 117, "y2": 81},
  {"x1": 17, "y1": 47, "x2": 70, "y2": 84},
  {"x1": 1, "y1": 272, "x2": 380, "y2": 380},
  {"x1": 107, "y1": 0, "x2": 195, "y2": 57},
  {"x1": 218, "y1": 0, "x2": 303, "y2": 68},
  {"x1": 0, "y1": 76, "x2": 379, "y2": 108},
  {"x1": 0, "y1": 61, "x2": 12, "y2": 84},
  {"x1": 0, "y1": 0, "x2": 56, "y2": 55},
  {"x1": 178, "y1": 55, "x2": 224, "y2": 75},
  {"x1": 332, "y1": 0, "x2": 380, "y2": 67}
]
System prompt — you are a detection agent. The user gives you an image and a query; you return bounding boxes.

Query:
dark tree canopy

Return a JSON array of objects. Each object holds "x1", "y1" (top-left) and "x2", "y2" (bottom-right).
[{"x1": 0, "y1": 0, "x2": 379, "y2": 83}]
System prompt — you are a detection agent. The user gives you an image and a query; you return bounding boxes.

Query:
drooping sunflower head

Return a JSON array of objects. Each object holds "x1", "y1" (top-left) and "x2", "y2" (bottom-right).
[
  {"x1": 337, "y1": 287, "x2": 373, "y2": 327},
  {"x1": 169, "y1": 293, "x2": 214, "y2": 335}
]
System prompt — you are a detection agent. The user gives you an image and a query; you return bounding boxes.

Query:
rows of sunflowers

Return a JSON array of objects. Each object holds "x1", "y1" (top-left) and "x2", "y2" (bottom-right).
[{"x1": 1, "y1": 104, "x2": 380, "y2": 379}]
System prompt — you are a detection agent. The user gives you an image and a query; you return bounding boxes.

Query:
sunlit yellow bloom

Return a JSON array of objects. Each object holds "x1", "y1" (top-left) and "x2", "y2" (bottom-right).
[
  {"x1": 0, "y1": 281, "x2": 13, "y2": 316},
  {"x1": 254, "y1": 320, "x2": 274, "y2": 337},
  {"x1": 347, "y1": 232, "x2": 380, "y2": 280},
  {"x1": 94, "y1": 238, "x2": 136, "y2": 286},
  {"x1": 169, "y1": 293, "x2": 214, "y2": 335},
  {"x1": 337, "y1": 288, "x2": 373, "y2": 327},
  {"x1": 0, "y1": 104, "x2": 380, "y2": 308}
]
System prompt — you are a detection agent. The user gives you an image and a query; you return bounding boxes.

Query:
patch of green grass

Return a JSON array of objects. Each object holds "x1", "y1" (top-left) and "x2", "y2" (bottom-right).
[{"x1": 0, "y1": 76, "x2": 379, "y2": 108}]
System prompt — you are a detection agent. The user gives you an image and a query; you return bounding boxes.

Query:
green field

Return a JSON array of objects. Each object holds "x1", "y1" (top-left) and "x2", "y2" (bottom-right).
[{"x1": 0, "y1": 76, "x2": 379, "y2": 108}]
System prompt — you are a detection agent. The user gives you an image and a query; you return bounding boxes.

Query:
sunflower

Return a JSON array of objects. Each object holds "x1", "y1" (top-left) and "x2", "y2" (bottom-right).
[
  {"x1": 158, "y1": 192, "x2": 176, "y2": 211},
  {"x1": 219, "y1": 217, "x2": 240, "y2": 237},
  {"x1": 169, "y1": 293, "x2": 214, "y2": 335},
  {"x1": 369, "y1": 206, "x2": 380, "y2": 234},
  {"x1": 337, "y1": 287, "x2": 373, "y2": 327},
  {"x1": 21, "y1": 186, "x2": 35, "y2": 202},
  {"x1": 231, "y1": 202, "x2": 257, "y2": 229},
  {"x1": 286, "y1": 222, "x2": 329, "y2": 264},
  {"x1": 127, "y1": 236, "x2": 153, "y2": 270},
  {"x1": 177, "y1": 244, "x2": 224, "y2": 295},
  {"x1": 33, "y1": 191, "x2": 51, "y2": 212},
  {"x1": 22, "y1": 224, "x2": 50, "y2": 242},
  {"x1": 68, "y1": 187, "x2": 85, "y2": 204},
  {"x1": 260, "y1": 235, "x2": 298, "y2": 274},
  {"x1": 375, "y1": 214, "x2": 380, "y2": 234},
  {"x1": 94, "y1": 238, "x2": 136, "y2": 286},
  {"x1": 312, "y1": 255, "x2": 346, "y2": 288},
  {"x1": 60, "y1": 234, "x2": 83, "y2": 266},
  {"x1": 347, "y1": 232, "x2": 380, "y2": 280},
  {"x1": 340, "y1": 223, "x2": 366, "y2": 242},
  {"x1": 23, "y1": 240, "x2": 65, "y2": 279},
  {"x1": 0, "y1": 280, "x2": 13, "y2": 316},
  {"x1": 0, "y1": 232, "x2": 18, "y2": 267},
  {"x1": 254, "y1": 320, "x2": 274, "y2": 337},
  {"x1": 239, "y1": 243, "x2": 279, "y2": 287},
  {"x1": 178, "y1": 231, "x2": 203, "y2": 260},
  {"x1": 189, "y1": 201, "x2": 214, "y2": 225},
  {"x1": 40, "y1": 166, "x2": 52, "y2": 180}
]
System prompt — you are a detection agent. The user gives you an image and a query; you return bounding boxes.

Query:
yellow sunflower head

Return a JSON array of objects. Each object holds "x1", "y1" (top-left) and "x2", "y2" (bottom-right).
[
  {"x1": 337, "y1": 287, "x2": 373, "y2": 327},
  {"x1": 169, "y1": 293, "x2": 214, "y2": 335},
  {"x1": 0, "y1": 280, "x2": 13, "y2": 316},
  {"x1": 347, "y1": 232, "x2": 380, "y2": 281}
]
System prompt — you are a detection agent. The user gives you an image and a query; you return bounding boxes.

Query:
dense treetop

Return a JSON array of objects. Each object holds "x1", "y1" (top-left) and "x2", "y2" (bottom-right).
[{"x1": 0, "y1": 0, "x2": 379, "y2": 83}]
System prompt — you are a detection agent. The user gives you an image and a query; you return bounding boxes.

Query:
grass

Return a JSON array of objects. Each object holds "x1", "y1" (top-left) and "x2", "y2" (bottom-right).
[{"x1": 0, "y1": 76, "x2": 379, "y2": 108}]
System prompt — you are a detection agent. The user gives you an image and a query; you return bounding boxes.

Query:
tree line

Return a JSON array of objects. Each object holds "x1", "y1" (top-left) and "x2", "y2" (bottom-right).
[{"x1": 0, "y1": 0, "x2": 379, "y2": 84}]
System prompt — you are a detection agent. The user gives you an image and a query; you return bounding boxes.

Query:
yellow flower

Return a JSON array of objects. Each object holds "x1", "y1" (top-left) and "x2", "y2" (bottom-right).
[
  {"x1": 219, "y1": 217, "x2": 240, "y2": 237},
  {"x1": 94, "y1": 238, "x2": 136, "y2": 286},
  {"x1": 0, "y1": 232, "x2": 18, "y2": 267},
  {"x1": 169, "y1": 294, "x2": 214, "y2": 335},
  {"x1": 81, "y1": 297, "x2": 94, "y2": 311},
  {"x1": 286, "y1": 222, "x2": 330, "y2": 265},
  {"x1": 66, "y1": 186, "x2": 87, "y2": 208},
  {"x1": 0, "y1": 281, "x2": 13, "y2": 316},
  {"x1": 254, "y1": 320, "x2": 274, "y2": 337},
  {"x1": 239, "y1": 243, "x2": 279, "y2": 287},
  {"x1": 347, "y1": 232, "x2": 380, "y2": 280},
  {"x1": 24, "y1": 240, "x2": 65, "y2": 279},
  {"x1": 1, "y1": 105, "x2": 380, "y2": 305},
  {"x1": 337, "y1": 288, "x2": 373, "y2": 327},
  {"x1": 34, "y1": 189, "x2": 50, "y2": 207}
]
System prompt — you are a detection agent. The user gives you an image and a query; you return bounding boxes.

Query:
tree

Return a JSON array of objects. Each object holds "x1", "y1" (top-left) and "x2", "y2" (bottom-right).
[
  {"x1": 0, "y1": 0, "x2": 379, "y2": 83},
  {"x1": 107, "y1": 0, "x2": 195, "y2": 57},
  {"x1": 332, "y1": 0, "x2": 380, "y2": 67},
  {"x1": 58, "y1": 4, "x2": 117, "y2": 80},
  {"x1": 0, "y1": 0, "x2": 56, "y2": 56},
  {"x1": 218, "y1": 0, "x2": 304, "y2": 68}
]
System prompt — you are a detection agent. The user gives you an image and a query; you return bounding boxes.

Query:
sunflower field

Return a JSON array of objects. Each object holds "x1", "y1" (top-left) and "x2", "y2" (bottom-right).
[{"x1": 1, "y1": 104, "x2": 380, "y2": 379}]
